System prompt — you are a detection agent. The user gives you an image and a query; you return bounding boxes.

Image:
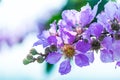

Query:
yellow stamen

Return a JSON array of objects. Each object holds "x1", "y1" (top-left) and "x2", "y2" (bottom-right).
[{"x1": 62, "y1": 44, "x2": 75, "y2": 58}]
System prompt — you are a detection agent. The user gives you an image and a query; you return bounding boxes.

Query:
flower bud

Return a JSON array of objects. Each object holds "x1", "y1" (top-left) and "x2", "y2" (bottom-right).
[
  {"x1": 30, "y1": 48, "x2": 38, "y2": 55},
  {"x1": 27, "y1": 54, "x2": 33, "y2": 60},
  {"x1": 37, "y1": 56, "x2": 45, "y2": 63},
  {"x1": 45, "y1": 47, "x2": 51, "y2": 55},
  {"x1": 23, "y1": 58, "x2": 31, "y2": 65},
  {"x1": 114, "y1": 33, "x2": 120, "y2": 40},
  {"x1": 111, "y1": 21, "x2": 120, "y2": 31},
  {"x1": 49, "y1": 45, "x2": 57, "y2": 51},
  {"x1": 91, "y1": 39, "x2": 101, "y2": 51}
]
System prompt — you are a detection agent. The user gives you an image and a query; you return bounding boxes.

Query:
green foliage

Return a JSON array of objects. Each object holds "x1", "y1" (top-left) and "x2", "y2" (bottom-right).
[{"x1": 45, "y1": 63, "x2": 54, "y2": 74}]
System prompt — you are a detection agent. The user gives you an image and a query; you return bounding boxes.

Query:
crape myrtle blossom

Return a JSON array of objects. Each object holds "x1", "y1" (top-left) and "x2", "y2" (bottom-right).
[
  {"x1": 32, "y1": 0, "x2": 102, "y2": 75},
  {"x1": 34, "y1": 20, "x2": 94, "y2": 75},
  {"x1": 46, "y1": 27, "x2": 91, "y2": 75},
  {"x1": 97, "y1": 1, "x2": 120, "y2": 67},
  {"x1": 58, "y1": 0, "x2": 101, "y2": 29},
  {"x1": 23, "y1": 0, "x2": 120, "y2": 75}
]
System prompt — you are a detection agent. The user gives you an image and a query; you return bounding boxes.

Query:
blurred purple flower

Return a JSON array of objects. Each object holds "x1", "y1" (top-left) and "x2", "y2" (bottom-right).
[{"x1": 0, "y1": 0, "x2": 66, "y2": 47}]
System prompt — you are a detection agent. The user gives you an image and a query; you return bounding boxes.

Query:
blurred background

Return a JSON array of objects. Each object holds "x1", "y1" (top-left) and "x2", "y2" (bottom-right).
[{"x1": 0, "y1": 0, "x2": 120, "y2": 80}]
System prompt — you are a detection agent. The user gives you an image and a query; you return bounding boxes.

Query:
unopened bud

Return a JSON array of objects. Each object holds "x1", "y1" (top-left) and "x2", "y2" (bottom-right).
[
  {"x1": 23, "y1": 58, "x2": 31, "y2": 65},
  {"x1": 115, "y1": 33, "x2": 120, "y2": 40},
  {"x1": 27, "y1": 54, "x2": 33, "y2": 60},
  {"x1": 45, "y1": 47, "x2": 51, "y2": 55},
  {"x1": 30, "y1": 48, "x2": 38, "y2": 55},
  {"x1": 49, "y1": 45, "x2": 57, "y2": 51},
  {"x1": 37, "y1": 56, "x2": 45, "y2": 63}
]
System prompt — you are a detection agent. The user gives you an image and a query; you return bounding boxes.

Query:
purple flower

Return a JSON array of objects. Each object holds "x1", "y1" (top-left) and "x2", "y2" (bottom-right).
[
  {"x1": 59, "y1": 59, "x2": 71, "y2": 75},
  {"x1": 61, "y1": 10, "x2": 79, "y2": 27},
  {"x1": 33, "y1": 30, "x2": 50, "y2": 47},
  {"x1": 45, "y1": 27, "x2": 91, "y2": 75},
  {"x1": 58, "y1": 0, "x2": 101, "y2": 29},
  {"x1": 112, "y1": 40, "x2": 120, "y2": 61},
  {"x1": 75, "y1": 54, "x2": 89, "y2": 67},
  {"x1": 33, "y1": 21, "x2": 58, "y2": 47},
  {"x1": 33, "y1": 0, "x2": 103, "y2": 74},
  {"x1": 97, "y1": 1, "x2": 120, "y2": 64},
  {"x1": 89, "y1": 22, "x2": 104, "y2": 38},
  {"x1": 97, "y1": 1, "x2": 120, "y2": 33},
  {"x1": 100, "y1": 49, "x2": 114, "y2": 63},
  {"x1": 79, "y1": 0, "x2": 101, "y2": 27},
  {"x1": 116, "y1": 61, "x2": 120, "y2": 68},
  {"x1": 75, "y1": 40, "x2": 91, "y2": 53},
  {"x1": 46, "y1": 52, "x2": 62, "y2": 64}
]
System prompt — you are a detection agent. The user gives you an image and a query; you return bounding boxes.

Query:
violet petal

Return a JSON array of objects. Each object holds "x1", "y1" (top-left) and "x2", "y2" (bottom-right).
[
  {"x1": 59, "y1": 59, "x2": 71, "y2": 75},
  {"x1": 76, "y1": 40, "x2": 91, "y2": 53},
  {"x1": 46, "y1": 52, "x2": 62, "y2": 64},
  {"x1": 100, "y1": 49, "x2": 114, "y2": 63},
  {"x1": 89, "y1": 22, "x2": 103, "y2": 38},
  {"x1": 75, "y1": 54, "x2": 89, "y2": 67},
  {"x1": 85, "y1": 51, "x2": 94, "y2": 63},
  {"x1": 47, "y1": 36, "x2": 57, "y2": 45}
]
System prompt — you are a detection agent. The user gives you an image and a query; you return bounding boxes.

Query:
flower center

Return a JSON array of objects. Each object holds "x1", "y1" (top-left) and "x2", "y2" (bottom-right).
[
  {"x1": 115, "y1": 33, "x2": 120, "y2": 40},
  {"x1": 91, "y1": 40, "x2": 101, "y2": 50},
  {"x1": 111, "y1": 19, "x2": 120, "y2": 31},
  {"x1": 62, "y1": 44, "x2": 75, "y2": 58}
]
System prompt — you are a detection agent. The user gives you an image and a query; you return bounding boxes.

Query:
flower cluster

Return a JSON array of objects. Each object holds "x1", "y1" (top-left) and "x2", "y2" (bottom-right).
[{"x1": 23, "y1": 0, "x2": 120, "y2": 75}]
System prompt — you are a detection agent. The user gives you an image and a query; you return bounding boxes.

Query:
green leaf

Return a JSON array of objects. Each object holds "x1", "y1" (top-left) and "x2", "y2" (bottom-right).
[{"x1": 45, "y1": 63, "x2": 54, "y2": 74}]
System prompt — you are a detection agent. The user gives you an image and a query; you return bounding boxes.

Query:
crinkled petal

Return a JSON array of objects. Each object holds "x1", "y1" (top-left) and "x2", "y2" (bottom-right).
[
  {"x1": 82, "y1": 29, "x2": 91, "y2": 41},
  {"x1": 89, "y1": 22, "x2": 103, "y2": 37},
  {"x1": 91, "y1": 0, "x2": 102, "y2": 20},
  {"x1": 97, "y1": 12, "x2": 108, "y2": 25},
  {"x1": 49, "y1": 21, "x2": 57, "y2": 34},
  {"x1": 37, "y1": 30, "x2": 50, "y2": 39},
  {"x1": 116, "y1": 61, "x2": 120, "y2": 68},
  {"x1": 60, "y1": 28, "x2": 77, "y2": 44},
  {"x1": 59, "y1": 59, "x2": 71, "y2": 75},
  {"x1": 58, "y1": 19, "x2": 69, "y2": 28},
  {"x1": 62, "y1": 10, "x2": 79, "y2": 26},
  {"x1": 101, "y1": 36, "x2": 113, "y2": 49},
  {"x1": 100, "y1": 49, "x2": 114, "y2": 63},
  {"x1": 85, "y1": 51, "x2": 94, "y2": 63},
  {"x1": 33, "y1": 39, "x2": 49, "y2": 47},
  {"x1": 75, "y1": 54, "x2": 89, "y2": 67},
  {"x1": 47, "y1": 36, "x2": 57, "y2": 45},
  {"x1": 104, "y1": 1, "x2": 117, "y2": 20},
  {"x1": 97, "y1": 12, "x2": 111, "y2": 33},
  {"x1": 115, "y1": 7, "x2": 120, "y2": 22},
  {"x1": 64, "y1": 32, "x2": 76, "y2": 44},
  {"x1": 56, "y1": 36, "x2": 64, "y2": 47},
  {"x1": 80, "y1": 5, "x2": 92, "y2": 26},
  {"x1": 76, "y1": 40, "x2": 91, "y2": 53},
  {"x1": 46, "y1": 52, "x2": 62, "y2": 64},
  {"x1": 80, "y1": 0, "x2": 101, "y2": 26},
  {"x1": 33, "y1": 40, "x2": 42, "y2": 46},
  {"x1": 112, "y1": 40, "x2": 120, "y2": 61}
]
